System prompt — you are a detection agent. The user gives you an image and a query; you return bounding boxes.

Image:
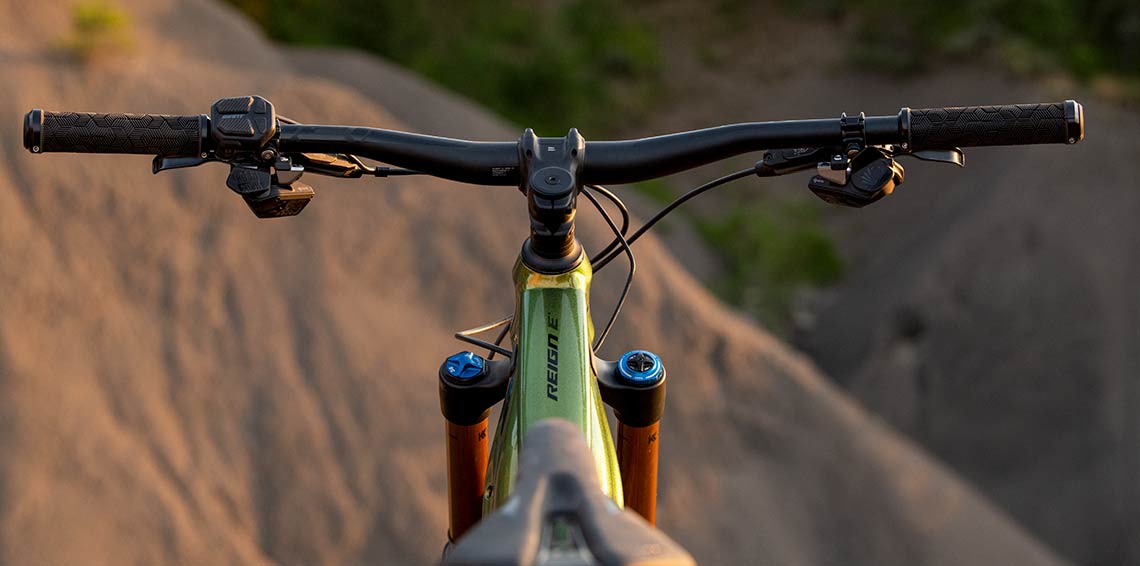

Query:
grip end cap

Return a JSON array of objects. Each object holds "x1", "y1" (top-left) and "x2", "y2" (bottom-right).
[
  {"x1": 23, "y1": 109, "x2": 42, "y2": 153},
  {"x1": 1064, "y1": 100, "x2": 1084, "y2": 144}
]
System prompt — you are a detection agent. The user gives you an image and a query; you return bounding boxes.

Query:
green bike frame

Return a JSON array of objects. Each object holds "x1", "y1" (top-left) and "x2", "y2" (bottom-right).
[{"x1": 482, "y1": 254, "x2": 624, "y2": 513}]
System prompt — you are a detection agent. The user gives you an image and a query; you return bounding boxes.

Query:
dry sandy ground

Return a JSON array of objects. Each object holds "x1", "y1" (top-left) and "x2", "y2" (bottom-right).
[
  {"x1": 0, "y1": 1, "x2": 1068, "y2": 565},
  {"x1": 606, "y1": 5, "x2": 1140, "y2": 565}
]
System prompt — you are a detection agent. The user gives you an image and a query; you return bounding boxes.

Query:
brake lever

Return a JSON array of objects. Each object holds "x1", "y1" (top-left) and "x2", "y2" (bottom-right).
[
  {"x1": 152, "y1": 155, "x2": 218, "y2": 174},
  {"x1": 898, "y1": 148, "x2": 965, "y2": 167},
  {"x1": 755, "y1": 147, "x2": 836, "y2": 176},
  {"x1": 292, "y1": 152, "x2": 367, "y2": 178},
  {"x1": 292, "y1": 152, "x2": 422, "y2": 178}
]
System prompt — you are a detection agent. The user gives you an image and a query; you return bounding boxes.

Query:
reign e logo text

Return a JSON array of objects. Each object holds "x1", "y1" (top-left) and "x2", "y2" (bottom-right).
[{"x1": 546, "y1": 313, "x2": 559, "y2": 401}]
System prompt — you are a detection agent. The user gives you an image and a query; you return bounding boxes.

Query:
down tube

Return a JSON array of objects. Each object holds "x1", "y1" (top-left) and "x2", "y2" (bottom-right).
[{"x1": 483, "y1": 256, "x2": 623, "y2": 512}]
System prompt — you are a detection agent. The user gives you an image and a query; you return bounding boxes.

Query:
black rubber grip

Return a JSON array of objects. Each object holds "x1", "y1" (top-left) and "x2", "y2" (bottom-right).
[
  {"x1": 908, "y1": 100, "x2": 1083, "y2": 150},
  {"x1": 24, "y1": 109, "x2": 206, "y2": 156}
]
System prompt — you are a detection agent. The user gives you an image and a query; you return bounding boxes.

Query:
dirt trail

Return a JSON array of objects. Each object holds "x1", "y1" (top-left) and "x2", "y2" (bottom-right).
[{"x1": 0, "y1": 2, "x2": 1069, "y2": 564}]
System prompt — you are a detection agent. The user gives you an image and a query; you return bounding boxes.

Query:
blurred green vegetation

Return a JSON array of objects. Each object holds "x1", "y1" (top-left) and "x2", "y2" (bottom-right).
[
  {"x1": 59, "y1": 1, "x2": 135, "y2": 62},
  {"x1": 697, "y1": 199, "x2": 844, "y2": 333},
  {"x1": 224, "y1": 0, "x2": 661, "y2": 134},
  {"x1": 792, "y1": 0, "x2": 1140, "y2": 80},
  {"x1": 634, "y1": 178, "x2": 675, "y2": 205}
]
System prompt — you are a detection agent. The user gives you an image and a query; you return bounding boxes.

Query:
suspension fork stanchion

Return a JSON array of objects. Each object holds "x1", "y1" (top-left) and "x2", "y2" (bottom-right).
[
  {"x1": 617, "y1": 422, "x2": 661, "y2": 524},
  {"x1": 445, "y1": 419, "x2": 487, "y2": 539},
  {"x1": 438, "y1": 352, "x2": 510, "y2": 542},
  {"x1": 597, "y1": 350, "x2": 667, "y2": 524}
]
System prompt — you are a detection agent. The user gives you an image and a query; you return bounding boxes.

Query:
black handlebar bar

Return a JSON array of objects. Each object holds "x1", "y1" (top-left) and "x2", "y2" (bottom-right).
[
  {"x1": 276, "y1": 125, "x2": 520, "y2": 185},
  {"x1": 23, "y1": 100, "x2": 1084, "y2": 186},
  {"x1": 567, "y1": 116, "x2": 903, "y2": 185}
]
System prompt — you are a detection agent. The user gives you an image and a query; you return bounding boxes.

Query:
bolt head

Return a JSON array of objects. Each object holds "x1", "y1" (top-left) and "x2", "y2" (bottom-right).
[{"x1": 626, "y1": 352, "x2": 655, "y2": 372}]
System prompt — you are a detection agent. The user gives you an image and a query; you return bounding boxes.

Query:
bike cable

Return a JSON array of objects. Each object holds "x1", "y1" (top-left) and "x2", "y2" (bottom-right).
[
  {"x1": 582, "y1": 184, "x2": 635, "y2": 351},
  {"x1": 453, "y1": 167, "x2": 755, "y2": 356},
  {"x1": 585, "y1": 183, "x2": 631, "y2": 265},
  {"x1": 591, "y1": 166, "x2": 755, "y2": 272},
  {"x1": 454, "y1": 316, "x2": 514, "y2": 358},
  {"x1": 486, "y1": 319, "x2": 512, "y2": 361}
]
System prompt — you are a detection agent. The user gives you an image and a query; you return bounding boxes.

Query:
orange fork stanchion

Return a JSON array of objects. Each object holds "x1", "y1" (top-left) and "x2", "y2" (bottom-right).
[
  {"x1": 599, "y1": 350, "x2": 667, "y2": 525},
  {"x1": 439, "y1": 352, "x2": 510, "y2": 543},
  {"x1": 617, "y1": 421, "x2": 661, "y2": 524},
  {"x1": 445, "y1": 418, "x2": 489, "y2": 539}
]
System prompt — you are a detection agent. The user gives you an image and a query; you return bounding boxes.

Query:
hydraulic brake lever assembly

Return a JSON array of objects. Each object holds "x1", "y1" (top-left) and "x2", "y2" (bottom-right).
[
  {"x1": 214, "y1": 96, "x2": 315, "y2": 218},
  {"x1": 805, "y1": 112, "x2": 905, "y2": 208},
  {"x1": 759, "y1": 112, "x2": 965, "y2": 208},
  {"x1": 151, "y1": 96, "x2": 317, "y2": 218}
]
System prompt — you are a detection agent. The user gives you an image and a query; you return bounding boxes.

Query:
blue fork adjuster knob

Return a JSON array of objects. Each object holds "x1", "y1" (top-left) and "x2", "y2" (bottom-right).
[
  {"x1": 445, "y1": 351, "x2": 486, "y2": 380},
  {"x1": 618, "y1": 350, "x2": 663, "y2": 385}
]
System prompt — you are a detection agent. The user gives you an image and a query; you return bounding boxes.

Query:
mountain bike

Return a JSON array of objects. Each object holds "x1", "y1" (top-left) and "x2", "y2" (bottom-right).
[{"x1": 23, "y1": 97, "x2": 1083, "y2": 565}]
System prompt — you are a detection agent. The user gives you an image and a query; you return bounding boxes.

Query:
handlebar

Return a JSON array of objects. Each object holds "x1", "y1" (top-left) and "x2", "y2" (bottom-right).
[
  {"x1": 273, "y1": 115, "x2": 911, "y2": 186},
  {"x1": 23, "y1": 99, "x2": 1084, "y2": 186}
]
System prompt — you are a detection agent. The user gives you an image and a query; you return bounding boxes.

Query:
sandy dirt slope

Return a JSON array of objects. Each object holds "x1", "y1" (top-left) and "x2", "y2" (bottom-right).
[
  {"x1": 588, "y1": 5, "x2": 1140, "y2": 563},
  {"x1": 800, "y1": 96, "x2": 1140, "y2": 566},
  {"x1": 0, "y1": 1, "x2": 1066, "y2": 564}
]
